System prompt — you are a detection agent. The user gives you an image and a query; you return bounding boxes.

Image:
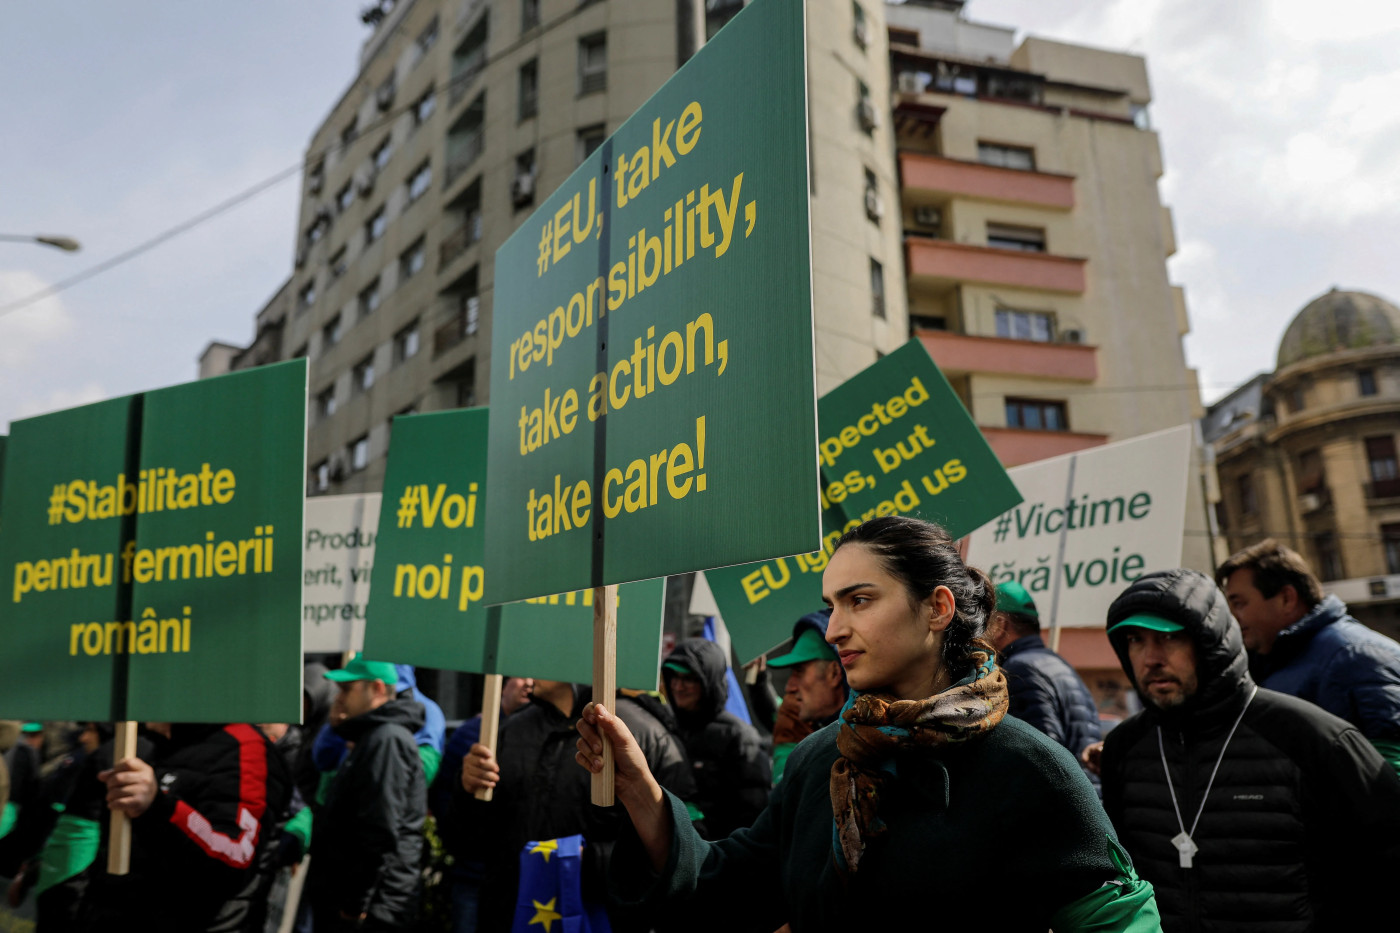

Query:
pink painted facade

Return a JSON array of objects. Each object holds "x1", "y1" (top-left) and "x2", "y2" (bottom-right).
[
  {"x1": 905, "y1": 238, "x2": 1087, "y2": 294},
  {"x1": 979, "y1": 426, "x2": 1107, "y2": 467},
  {"x1": 919, "y1": 330, "x2": 1098, "y2": 382},
  {"x1": 899, "y1": 152, "x2": 1076, "y2": 210}
]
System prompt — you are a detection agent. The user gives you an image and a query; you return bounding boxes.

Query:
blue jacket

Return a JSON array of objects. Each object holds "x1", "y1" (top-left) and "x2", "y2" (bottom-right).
[
  {"x1": 1252, "y1": 594, "x2": 1400, "y2": 742},
  {"x1": 1000, "y1": 634, "x2": 1103, "y2": 786}
]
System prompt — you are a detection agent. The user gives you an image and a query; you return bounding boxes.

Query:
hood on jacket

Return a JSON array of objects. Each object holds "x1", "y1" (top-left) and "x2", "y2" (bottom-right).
[
  {"x1": 334, "y1": 695, "x2": 427, "y2": 743},
  {"x1": 304, "y1": 662, "x2": 336, "y2": 727},
  {"x1": 1106, "y1": 569, "x2": 1251, "y2": 722},
  {"x1": 663, "y1": 638, "x2": 730, "y2": 725}
]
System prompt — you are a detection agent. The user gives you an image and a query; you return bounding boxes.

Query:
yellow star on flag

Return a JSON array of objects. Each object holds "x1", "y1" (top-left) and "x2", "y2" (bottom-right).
[
  {"x1": 528, "y1": 839, "x2": 559, "y2": 862},
  {"x1": 529, "y1": 896, "x2": 563, "y2": 932}
]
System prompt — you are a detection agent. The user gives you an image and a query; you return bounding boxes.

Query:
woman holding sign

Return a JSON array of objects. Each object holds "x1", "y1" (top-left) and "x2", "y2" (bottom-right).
[{"x1": 577, "y1": 516, "x2": 1160, "y2": 930}]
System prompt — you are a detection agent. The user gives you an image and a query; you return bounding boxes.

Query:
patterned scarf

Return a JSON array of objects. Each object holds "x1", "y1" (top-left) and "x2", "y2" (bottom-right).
[{"x1": 829, "y1": 652, "x2": 1009, "y2": 874}]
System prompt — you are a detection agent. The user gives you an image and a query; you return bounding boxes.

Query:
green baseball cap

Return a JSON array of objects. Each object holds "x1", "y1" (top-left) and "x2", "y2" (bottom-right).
[
  {"x1": 20, "y1": 722, "x2": 43, "y2": 734},
  {"x1": 995, "y1": 581, "x2": 1038, "y2": 620},
  {"x1": 662, "y1": 661, "x2": 695, "y2": 676},
  {"x1": 1107, "y1": 614, "x2": 1184, "y2": 635},
  {"x1": 767, "y1": 628, "x2": 837, "y2": 668},
  {"x1": 325, "y1": 653, "x2": 399, "y2": 686}
]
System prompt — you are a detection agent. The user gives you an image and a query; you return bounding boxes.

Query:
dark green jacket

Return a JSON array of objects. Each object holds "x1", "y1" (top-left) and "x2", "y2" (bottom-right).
[{"x1": 614, "y1": 715, "x2": 1153, "y2": 931}]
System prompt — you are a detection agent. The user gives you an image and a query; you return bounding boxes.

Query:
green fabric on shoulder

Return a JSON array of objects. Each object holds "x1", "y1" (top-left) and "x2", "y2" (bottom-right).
[
  {"x1": 418, "y1": 745, "x2": 442, "y2": 786},
  {"x1": 1050, "y1": 837, "x2": 1163, "y2": 932},
  {"x1": 0, "y1": 801, "x2": 16, "y2": 838},
  {"x1": 1370, "y1": 738, "x2": 1400, "y2": 777}
]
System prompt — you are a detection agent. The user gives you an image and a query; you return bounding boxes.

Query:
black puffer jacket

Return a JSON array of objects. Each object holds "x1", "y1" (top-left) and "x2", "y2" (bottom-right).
[
  {"x1": 81, "y1": 723, "x2": 291, "y2": 933},
  {"x1": 450, "y1": 686, "x2": 697, "y2": 933},
  {"x1": 1101, "y1": 569, "x2": 1400, "y2": 932},
  {"x1": 1000, "y1": 633, "x2": 1103, "y2": 788},
  {"x1": 310, "y1": 696, "x2": 426, "y2": 927},
  {"x1": 663, "y1": 639, "x2": 771, "y2": 839}
]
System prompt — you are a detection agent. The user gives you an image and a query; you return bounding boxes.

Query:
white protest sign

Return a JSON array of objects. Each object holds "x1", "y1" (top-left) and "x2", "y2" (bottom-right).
[
  {"x1": 965, "y1": 425, "x2": 1192, "y2": 631},
  {"x1": 303, "y1": 493, "x2": 380, "y2": 652}
]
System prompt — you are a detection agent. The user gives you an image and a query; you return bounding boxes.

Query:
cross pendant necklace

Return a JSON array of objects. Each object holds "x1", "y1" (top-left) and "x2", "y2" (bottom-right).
[{"x1": 1157, "y1": 685, "x2": 1257, "y2": 871}]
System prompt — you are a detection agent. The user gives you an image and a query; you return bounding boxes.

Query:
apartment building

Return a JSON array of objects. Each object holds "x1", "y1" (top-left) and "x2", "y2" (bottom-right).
[
  {"x1": 1205, "y1": 289, "x2": 1400, "y2": 641},
  {"x1": 208, "y1": 0, "x2": 1209, "y2": 701},
  {"x1": 882, "y1": 2, "x2": 1210, "y2": 686}
]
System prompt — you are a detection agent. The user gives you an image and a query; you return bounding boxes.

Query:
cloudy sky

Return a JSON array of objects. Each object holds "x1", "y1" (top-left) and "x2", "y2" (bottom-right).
[{"x1": 4, "y1": 1, "x2": 1399, "y2": 431}]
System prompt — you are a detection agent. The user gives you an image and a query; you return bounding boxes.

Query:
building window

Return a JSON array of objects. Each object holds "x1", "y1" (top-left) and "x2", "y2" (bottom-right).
[
  {"x1": 1006, "y1": 398, "x2": 1068, "y2": 431},
  {"x1": 353, "y1": 354, "x2": 376, "y2": 393},
  {"x1": 856, "y1": 79, "x2": 877, "y2": 135},
  {"x1": 341, "y1": 118, "x2": 358, "y2": 147},
  {"x1": 578, "y1": 124, "x2": 606, "y2": 164},
  {"x1": 298, "y1": 281, "x2": 316, "y2": 311},
  {"x1": 305, "y1": 219, "x2": 325, "y2": 246},
  {"x1": 978, "y1": 142, "x2": 1036, "y2": 171},
  {"x1": 395, "y1": 320, "x2": 421, "y2": 363},
  {"x1": 869, "y1": 258, "x2": 885, "y2": 318},
  {"x1": 450, "y1": 16, "x2": 489, "y2": 107},
  {"x1": 446, "y1": 94, "x2": 486, "y2": 188},
  {"x1": 1367, "y1": 435, "x2": 1400, "y2": 497},
  {"x1": 1287, "y1": 384, "x2": 1305, "y2": 413},
  {"x1": 519, "y1": 59, "x2": 539, "y2": 120},
  {"x1": 400, "y1": 238, "x2": 427, "y2": 280},
  {"x1": 995, "y1": 308, "x2": 1054, "y2": 342},
  {"x1": 852, "y1": 2, "x2": 868, "y2": 48},
  {"x1": 407, "y1": 161, "x2": 432, "y2": 202},
  {"x1": 414, "y1": 87, "x2": 437, "y2": 126},
  {"x1": 863, "y1": 168, "x2": 881, "y2": 223},
  {"x1": 336, "y1": 182, "x2": 354, "y2": 213},
  {"x1": 329, "y1": 247, "x2": 348, "y2": 280},
  {"x1": 312, "y1": 459, "x2": 330, "y2": 493},
  {"x1": 416, "y1": 16, "x2": 439, "y2": 57},
  {"x1": 308, "y1": 162, "x2": 325, "y2": 194},
  {"x1": 322, "y1": 314, "x2": 343, "y2": 349},
  {"x1": 373, "y1": 137, "x2": 393, "y2": 171},
  {"x1": 366, "y1": 207, "x2": 387, "y2": 244},
  {"x1": 1384, "y1": 523, "x2": 1400, "y2": 575},
  {"x1": 987, "y1": 223, "x2": 1046, "y2": 252},
  {"x1": 291, "y1": 344, "x2": 308, "y2": 360},
  {"x1": 522, "y1": 0, "x2": 540, "y2": 32},
  {"x1": 1296, "y1": 448, "x2": 1326, "y2": 493},
  {"x1": 351, "y1": 435, "x2": 371, "y2": 472},
  {"x1": 512, "y1": 149, "x2": 536, "y2": 210},
  {"x1": 359, "y1": 278, "x2": 381, "y2": 318},
  {"x1": 315, "y1": 385, "x2": 337, "y2": 420},
  {"x1": 1237, "y1": 472, "x2": 1258, "y2": 516},
  {"x1": 706, "y1": 0, "x2": 744, "y2": 40},
  {"x1": 579, "y1": 33, "x2": 607, "y2": 95},
  {"x1": 1359, "y1": 368, "x2": 1378, "y2": 397},
  {"x1": 1313, "y1": 533, "x2": 1343, "y2": 582},
  {"x1": 465, "y1": 294, "x2": 480, "y2": 336}
]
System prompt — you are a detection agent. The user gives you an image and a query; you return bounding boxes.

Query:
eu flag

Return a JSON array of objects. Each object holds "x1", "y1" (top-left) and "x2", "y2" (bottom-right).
[{"x1": 512, "y1": 834, "x2": 612, "y2": 933}]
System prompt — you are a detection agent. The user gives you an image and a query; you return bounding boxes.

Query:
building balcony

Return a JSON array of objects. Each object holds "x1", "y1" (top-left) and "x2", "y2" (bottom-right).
[
  {"x1": 906, "y1": 238, "x2": 1087, "y2": 294},
  {"x1": 438, "y1": 213, "x2": 482, "y2": 271},
  {"x1": 899, "y1": 152, "x2": 1075, "y2": 210},
  {"x1": 979, "y1": 426, "x2": 1108, "y2": 468},
  {"x1": 919, "y1": 330, "x2": 1098, "y2": 382},
  {"x1": 1366, "y1": 478, "x2": 1400, "y2": 501}
]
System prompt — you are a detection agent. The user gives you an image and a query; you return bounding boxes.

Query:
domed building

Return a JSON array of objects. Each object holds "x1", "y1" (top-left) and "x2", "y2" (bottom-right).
[{"x1": 1204, "y1": 288, "x2": 1400, "y2": 639}]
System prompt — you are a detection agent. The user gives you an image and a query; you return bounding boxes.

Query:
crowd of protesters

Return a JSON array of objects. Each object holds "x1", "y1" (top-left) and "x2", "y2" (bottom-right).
[{"x1": 3, "y1": 525, "x2": 1399, "y2": 932}]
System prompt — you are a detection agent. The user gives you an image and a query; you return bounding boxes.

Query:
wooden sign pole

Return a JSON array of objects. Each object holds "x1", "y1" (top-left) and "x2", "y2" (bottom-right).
[
  {"x1": 473, "y1": 673, "x2": 504, "y2": 801},
  {"x1": 590, "y1": 584, "x2": 618, "y2": 806},
  {"x1": 107, "y1": 720, "x2": 139, "y2": 874}
]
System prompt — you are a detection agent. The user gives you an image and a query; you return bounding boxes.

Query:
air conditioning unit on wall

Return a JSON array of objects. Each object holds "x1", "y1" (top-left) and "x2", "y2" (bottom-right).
[
  {"x1": 864, "y1": 187, "x2": 883, "y2": 221},
  {"x1": 1060, "y1": 328, "x2": 1086, "y2": 344},
  {"x1": 857, "y1": 99, "x2": 880, "y2": 132}
]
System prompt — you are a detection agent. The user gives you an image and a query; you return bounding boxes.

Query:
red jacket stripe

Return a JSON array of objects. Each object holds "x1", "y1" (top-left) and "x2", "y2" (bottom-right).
[{"x1": 166, "y1": 723, "x2": 269, "y2": 869}]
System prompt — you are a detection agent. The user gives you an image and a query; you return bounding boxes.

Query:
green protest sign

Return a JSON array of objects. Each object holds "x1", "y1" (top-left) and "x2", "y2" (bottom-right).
[
  {"x1": 364, "y1": 410, "x2": 666, "y2": 689},
  {"x1": 483, "y1": 0, "x2": 818, "y2": 604},
  {"x1": 707, "y1": 340, "x2": 1023, "y2": 662},
  {"x1": 0, "y1": 361, "x2": 307, "y2": 723}
]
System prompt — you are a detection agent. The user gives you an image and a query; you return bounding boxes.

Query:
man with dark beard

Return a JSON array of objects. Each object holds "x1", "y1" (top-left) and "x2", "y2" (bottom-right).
[{"x1": 1098, "y1": 569, "x2": 1400, "y2": 930}]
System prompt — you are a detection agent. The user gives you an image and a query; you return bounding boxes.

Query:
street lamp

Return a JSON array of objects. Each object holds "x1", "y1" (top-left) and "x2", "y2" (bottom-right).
[{"x1": 0, "y1": 233, "x2": 81, "y2": 252}]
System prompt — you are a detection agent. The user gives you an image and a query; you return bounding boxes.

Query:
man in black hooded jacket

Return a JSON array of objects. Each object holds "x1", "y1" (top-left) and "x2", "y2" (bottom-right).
[
  {"x1": 1099, "y1": 569, "x2": 1400, "y2": 931},
  {"x1": 309, "y1": 655, "x2": 426, "y2": 932},
  {"x1": 455, "y1": 679, "x2": 697, "y2": 932},
  {"x1": 661, "y1": 638, "x2": 770, "y2": 839}
]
